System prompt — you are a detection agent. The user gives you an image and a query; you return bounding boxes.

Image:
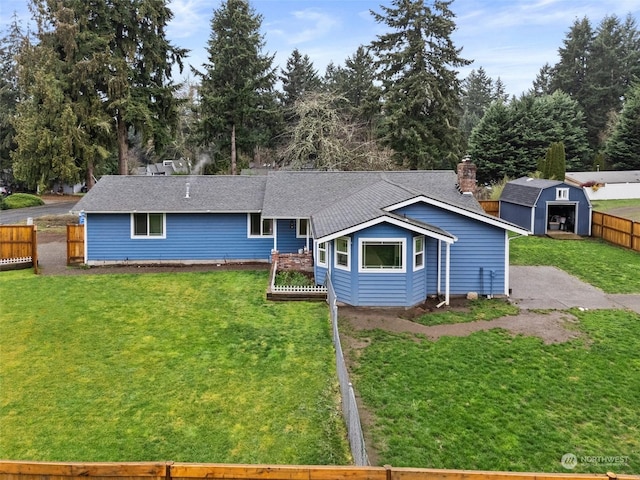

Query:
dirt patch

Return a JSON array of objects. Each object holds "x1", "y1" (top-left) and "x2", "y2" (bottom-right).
[{"x1": 340, "y1": 303, "x2": 580, "y2": 345}]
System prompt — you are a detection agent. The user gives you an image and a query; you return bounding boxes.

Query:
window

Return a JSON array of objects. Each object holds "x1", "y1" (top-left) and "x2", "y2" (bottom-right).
[
  {"x1": 556, "y1": 188, "x2": 569, "y2": 200},
  {"x1": 248, "y1": 213, "x2": 273, "y2": 237},
  {"x1": 317, "y1": 242, "x2": 327, "y2": 267},
  {"x1": 413, "y1": 236, "x2": 425, "y2": 270},
  {"x1": 297, "y1": 218, "x2": 310, "y2": 238},
  {"x1": 335, "y1": 236, "x2": 350, "y2": 270},
  {"x1": 359, "y1": 238, "x2": 406, "y2": 273},
  {"x1": 132, "y1": 213, "x2": 165, "y2": 238}
]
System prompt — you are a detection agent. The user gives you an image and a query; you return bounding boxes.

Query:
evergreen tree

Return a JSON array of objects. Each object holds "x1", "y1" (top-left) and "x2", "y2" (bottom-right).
[
  {"x1": 323, "y1": 46, "x2": 381, "y2": 134},
  {"x1": 493, "y1": 77, "x2": 509, "y2": 102},
  {"x1": 467, "y1": 101, "x2": 515, "y2": 183},
  {"x1": 0, "y1": 15, "x2": 24, "y2": 186},
  {"x1": 469, "y1": 91, "x2": 590, "y2": 184},
  {"x1": 279, "y1": 49, "x2": 321, "y2": 109},
  {"x1": 538, "y1": 142, "x2": 566, "y2": 180},
  {"x1": 551, "y1": 17, "x2": 593, "y2": 102},
  {"x1": 99, "y1": 0, "x2": 187, "y2": 175},
  {"x1": 12, "y1": 0, "x2": 187, "y2": 183},
  {"x1": 198, "y1": 0, "x2": 277, "y2": 175},
  {"x1": 11, "y1": 1, "x2": 113, "y2": 191},
  {"x1": 459, "y1": 67, "x2": 494, "y2": 146},
  {"x1": 531, "y1": 63, "x2": 554, "y2": 97},
  {"x1": 604, "y1": 83, "x2": 640, "y2": 170},
  {"x1": 370, "y1": 0, "x2": 470, "y2": 169},
  {"x1": 584, "y1": 15, "x2": 630, "y2": 150},
  {"x1": 549, "y1": 14, "x2": 640, "y2": 151}
]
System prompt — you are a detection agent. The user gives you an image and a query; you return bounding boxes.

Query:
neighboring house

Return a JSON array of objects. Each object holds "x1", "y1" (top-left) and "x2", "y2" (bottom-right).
[
  {"x1": 565, "y1": 170, "x2": 640, "y2": 200},
  {"x1": 499, "y1": 177, "x2": 591, "y2": 236},
  {"x1": 74, "y1": 166, "x2": 528, "y2": 307},
  {"x1": 135, "y1": 159, "x2": 190, "y2": 176}
]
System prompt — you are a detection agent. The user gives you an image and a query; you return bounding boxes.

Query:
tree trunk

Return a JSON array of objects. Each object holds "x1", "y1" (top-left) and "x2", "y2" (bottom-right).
[
  {"x1": 117, "y1": 113, "x2": 128, "y2": 175},
  {"x1": 231, "y1": 123, "x2": 237, "y2": 175},
  {"x1": 86, "y1": 162, "x2": 95, "y2": 190}
]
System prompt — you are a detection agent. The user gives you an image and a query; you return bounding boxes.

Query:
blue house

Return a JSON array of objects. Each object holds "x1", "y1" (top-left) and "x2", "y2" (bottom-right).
[
  {"x1": 499, "y1": 177, "x2": 592, "y2": 236},
  {"x1": 74, "y1": 169, "x2": 528, "y2": 307}
]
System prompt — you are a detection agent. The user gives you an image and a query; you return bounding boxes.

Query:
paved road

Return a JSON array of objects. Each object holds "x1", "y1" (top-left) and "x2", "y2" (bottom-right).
[{"x1": 0, "y1": 200, "x2": 79, "y2": 224}]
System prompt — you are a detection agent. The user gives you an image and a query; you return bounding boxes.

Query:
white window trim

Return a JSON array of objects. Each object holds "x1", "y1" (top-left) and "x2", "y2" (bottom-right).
[
  {"x1": 413, "y1": 235, "x2": 425, "y2": 271},
  {"x1": 247, "y1": 213, "x2": 274, "y2": 238},
  {"x1": 556, "y1": 188, "x2": 569, "y2": 200},
  {"x1": 317, "y1": 241, "x2": 328, "y2": 267},
  {"x1": 358, "y1": 237, "x2": 406, "y2": 274},
  {"x1": 334, "y1": 236, "x2": 351, "y2": 271},
  {"x1": 131, "y1": 213, "x2": 166, "y2": 239},
  {"x1": 296, "y1": 218, "x2": 310, "y2": 238}
]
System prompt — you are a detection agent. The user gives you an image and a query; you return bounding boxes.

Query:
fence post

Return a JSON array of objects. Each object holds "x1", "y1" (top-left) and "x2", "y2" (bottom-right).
[{"x1": 32, "y1": 225, "x2": 38, "y2": 274}]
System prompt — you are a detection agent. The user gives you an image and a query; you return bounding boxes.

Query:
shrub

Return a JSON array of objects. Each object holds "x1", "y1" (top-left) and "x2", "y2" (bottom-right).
[
  {"x1": 3, "y1": 193, "x2": 45, "y2": 209},
  {"x1": 274, "y1": 270, "x2": 315, "y2": 286}
]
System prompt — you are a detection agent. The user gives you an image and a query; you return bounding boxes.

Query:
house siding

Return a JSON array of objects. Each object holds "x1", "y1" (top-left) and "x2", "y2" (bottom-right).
[
  {"x1": 500, "y1": 202, "x2": 533, "y2": 233},
  {"x1": 352, "y1": 224, "x2": 412, "y2": 306},
  {"x1": 395, "y1": 203, "x2": 507, "y2": 296},
  {"x1": 85, "y1": 213, "x2": 274, "y2": 263},
  {"x1": 275, "y1": 219, "x2": 311, "y2": 254}
]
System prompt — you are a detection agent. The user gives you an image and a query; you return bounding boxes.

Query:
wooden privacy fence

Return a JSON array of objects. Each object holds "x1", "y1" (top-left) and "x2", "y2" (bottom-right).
[
  {"x1": 592, "y1": 211, "x2": 640, "y2": 252},
  {"x1": 0, "y1": 225, "x2": 38, "y2": 273},
  {"x1": 0, "y1": 461, "x2": 638, "y2": 480},
  {"x1": 67, "y1": 224, "x2": 84, "y2": 265},
  {"x1": 479, "y1": 200, "x2": 499, "y2": 217}
]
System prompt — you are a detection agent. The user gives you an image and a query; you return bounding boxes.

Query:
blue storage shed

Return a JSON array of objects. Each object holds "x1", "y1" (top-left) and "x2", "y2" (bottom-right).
[{"x1": 499, "y1": 177, "x2": 592, "y2": 236}]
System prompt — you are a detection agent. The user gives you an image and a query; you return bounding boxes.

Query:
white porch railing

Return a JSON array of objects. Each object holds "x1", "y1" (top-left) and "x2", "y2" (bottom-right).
[{"x1": 271, "y1": 284, "x2": 328, "y2": 293}]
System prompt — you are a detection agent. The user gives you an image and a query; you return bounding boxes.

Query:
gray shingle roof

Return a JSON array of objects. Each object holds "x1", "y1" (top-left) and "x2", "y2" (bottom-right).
[
  {"x1": 74, "y1": 175, "x2": 267, "y2": 213},
  {"x1": 75, "y1": 170, "x2": 515, "y2": 236},
  {"x1": 500, "y1": 177, "x2": 563, "y2": 207}
]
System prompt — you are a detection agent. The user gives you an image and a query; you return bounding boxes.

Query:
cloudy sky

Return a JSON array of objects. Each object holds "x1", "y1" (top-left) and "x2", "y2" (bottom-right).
[{"x1": 2, "y1": 0, "x2": 640, "y2": 96}]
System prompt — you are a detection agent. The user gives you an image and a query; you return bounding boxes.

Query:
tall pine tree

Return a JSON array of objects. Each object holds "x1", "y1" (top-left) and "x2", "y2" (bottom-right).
[
  {"x1": 370, "y1": 0, "x2": 470, "y2": 169},
  {"x1": 605, "y1": 83, "x2": 640, "y2": 170},
  {"x1": 0, "y1": 15, "x2": 24, "y2": 186},
  {"x1": 12, "y1": 1, "x2": 113, "y2": 191},
  {"x1": 459, "y1": 67, "x2": 494, "y2": 147},
  {"x1": 198, "y1": 0, "x2": 277, "y2": 175},
  {"x1": 279, "y1": 49, "x2": 321, "y2": 109}
]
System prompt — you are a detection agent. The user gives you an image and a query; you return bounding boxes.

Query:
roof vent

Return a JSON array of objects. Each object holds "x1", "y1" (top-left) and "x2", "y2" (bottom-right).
[{"x1": 185, "y1": 182, "x2": 191, "y2": 198}]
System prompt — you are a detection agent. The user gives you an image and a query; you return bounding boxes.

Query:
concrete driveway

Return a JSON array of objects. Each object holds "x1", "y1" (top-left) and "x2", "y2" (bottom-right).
[{"x1": 510, "y1": 266, "x2": 640, "y2": 314}]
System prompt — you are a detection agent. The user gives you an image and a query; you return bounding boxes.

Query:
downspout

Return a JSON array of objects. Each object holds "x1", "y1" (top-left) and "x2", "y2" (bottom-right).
[
  {"x1": 437, "y1": 239, "x2": 442, "y2": 296},
  {"x1": 83, "y1": 214, "x2": 88, "y2": 264},
  {"x1": 445, "y1": 242, "x2": 451, "y2": 306}
]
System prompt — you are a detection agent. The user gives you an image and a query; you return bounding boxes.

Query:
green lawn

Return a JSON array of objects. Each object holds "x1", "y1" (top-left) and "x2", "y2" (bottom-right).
[
  {"x1": 0, "y1": 270, "x2": 350, "y2": 464},
  {"x1": 591, "y1": 198, "x2": 640, "y2": 222},
  {"x1": 352, "y1": 309, "x2": 640, "y2": 473},
  {"x1": 347, "y1": 235, "x2": 640, "y2": 473}
]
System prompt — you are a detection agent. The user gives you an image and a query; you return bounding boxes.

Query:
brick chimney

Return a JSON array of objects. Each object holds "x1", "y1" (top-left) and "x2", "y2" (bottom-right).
[{"x1": 457, "y1": 156, "x2": 476, "y2": 195}]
